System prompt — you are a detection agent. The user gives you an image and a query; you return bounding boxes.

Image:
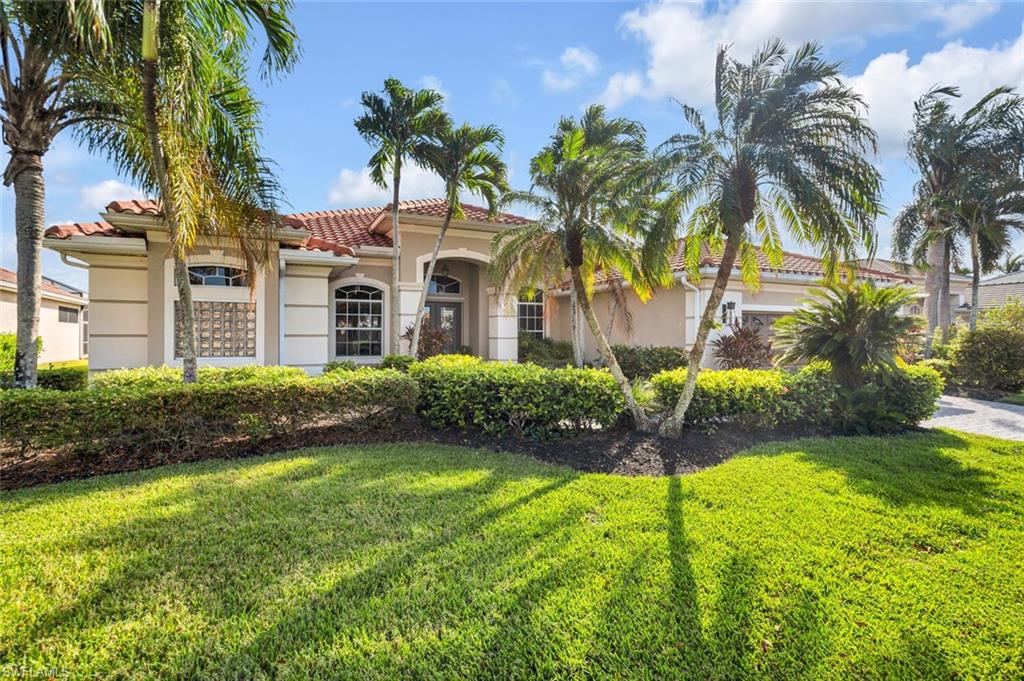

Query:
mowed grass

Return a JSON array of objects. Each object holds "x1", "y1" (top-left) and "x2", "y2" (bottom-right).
[{"x1": 2, "y1": 432, "x2": 1023, "y2": 679}]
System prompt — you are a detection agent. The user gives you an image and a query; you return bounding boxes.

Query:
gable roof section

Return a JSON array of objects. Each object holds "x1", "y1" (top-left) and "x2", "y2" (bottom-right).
[
  {"x1": 0, "y1": 267, "x2": 86, "y2": 300},
  {"x1": 979, "y1": 271, "x2": 1024, "y2": 286}
]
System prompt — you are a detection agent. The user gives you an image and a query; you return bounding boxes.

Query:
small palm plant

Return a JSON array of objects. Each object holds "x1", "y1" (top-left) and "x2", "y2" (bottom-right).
[
  {"x1": 408, "y1": 120, "x2": 508, "y2": 354},
  {"x1": 773, "y1": 281, "x2": 921, "y2": 390},
  {"x1": 355, "y1": 79, "x2": 448, "y2": 356},
  {"x1": 491, "y1": 105, "x2": 673, "y2": 431}
]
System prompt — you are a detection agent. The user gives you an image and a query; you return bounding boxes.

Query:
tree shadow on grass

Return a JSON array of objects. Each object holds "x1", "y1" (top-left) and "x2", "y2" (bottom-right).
[{"x1": 743, "y1": 431, "x2": 1014, "y2": 516}]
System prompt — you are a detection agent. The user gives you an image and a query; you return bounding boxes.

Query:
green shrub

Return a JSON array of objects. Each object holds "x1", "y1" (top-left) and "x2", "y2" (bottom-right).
[
  {"x1": 380, "y1": 354, "x2": 416, "y2": 372},
  {"x1": 710, "y1": 322, "x2": 772, "y2": 369},
  {"x1": 918, "y1": 358, "x2": 953, "y2": 384},
  {"x1": 0, "y1": 334, "x2": 41, "y2": 374},
  {"x1": 978, "y1": 298, "x2": 1024, "y2": 334},
  {"x1": 92, "y1": 364, "x2": 307, "y2": 389},
  {"x1": 781, "y1": 362, "x2": 840, "y2": 426},
  {"x1": 1, "y1": 369, "x2": 416, "y2": 460},
  {"x1": 0, "y1": 364, "x2": 88, "y2": 391},
  {"x1": 950, "y1": 327, "x2": 1024, "y2": 392},
  {"x1": 611, "y1": 345, "x2": 688, "y2": 379},
  {"x1": 410, "y1": 357, "x2": 622, "y2": 438},
  {"x1": 519, "y1": 333, "x2": 574, "y2": 369},
  {"x1": 650, "y1": 368, "x2": 788, "y2": 428},
  {"x1": 322, "y1": 360, "x2": 359, "y2": 374}
]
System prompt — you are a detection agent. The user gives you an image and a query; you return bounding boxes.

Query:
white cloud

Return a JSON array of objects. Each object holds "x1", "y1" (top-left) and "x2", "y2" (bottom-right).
[
  {"x1": 848, "y1": 30, "x2": 1024, "y2": 154},
  {"x1": 418, "y1": 75, "x2": 449, "y2": 102},
  {"x1": 542, "y1": 46, "x2": 600, "y2": 92},
  {"x1": 491, "y1": 78, "x2": 517, "y2": 106},
  {"x1": 328, "y1": 164, "x2": 444, "y2": 206},
  {"x1": 599, "y1": 72, "x2": 646, "y2": 109},
  {"x1": 79, "y1": 179, "x2": 145, "y2": 212},
  {"x1": 599, "y1": 1, "x2": 1003, "y2": 108}
]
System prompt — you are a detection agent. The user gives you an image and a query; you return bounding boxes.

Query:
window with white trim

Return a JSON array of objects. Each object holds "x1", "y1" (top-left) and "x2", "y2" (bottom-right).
[
  {"x1": 58, "y1": 306, "x2": 78, "y2": 323},
  {"x1": 335, "y1": 284, "x2": 384, "y2": 357},
  {"x1": 188, "y1": 265, "x2": 248, "y2": 287},
  {"x1": 518, "y1": 291, "x2": 544, "y2": 339}
]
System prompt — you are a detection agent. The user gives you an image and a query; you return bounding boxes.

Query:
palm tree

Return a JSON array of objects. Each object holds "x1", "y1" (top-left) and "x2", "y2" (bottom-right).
[
  {"x1": 1000, "y1": 253, "x2": 1024, "y2": 274},
  {"x1": 0, "y1": 1, "x2": 112, "y2": 387},
  {"x1": 409, "y1": 119, "x2": 508, "y2": 354},
  {"x1": 895, "y1": 85, "x2": 1023, "y2": 346},
  {"x1": 131, "y1": 0, "x2": 298, "y2": 381},
  {"x1": 491, "y1": 105, "x2": 673, "y2": 431},
  {"x1": 654, "y1": 40, "x2": 881, "y2": 437},
  {"x1": 774, "y1": 281, "x2": 920, "y2": 390},
  {"x1": 354, "y1": 79, "x2": 447, "y2": 356}
]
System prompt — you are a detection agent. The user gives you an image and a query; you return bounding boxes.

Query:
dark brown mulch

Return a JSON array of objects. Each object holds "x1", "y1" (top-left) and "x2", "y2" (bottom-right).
[{"x1": 1, "y1": 419, "x2": 829, "y2": 491}]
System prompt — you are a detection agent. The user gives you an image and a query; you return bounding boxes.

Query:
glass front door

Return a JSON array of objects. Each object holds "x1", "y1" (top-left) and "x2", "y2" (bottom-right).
[{"x1": 425, "y1": 301, "x2": 462, "y2": 354}]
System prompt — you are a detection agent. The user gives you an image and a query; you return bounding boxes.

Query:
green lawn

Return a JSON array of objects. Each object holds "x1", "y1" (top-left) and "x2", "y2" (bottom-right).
[
  {"x1": 38, "y1": 358, "x2": 88, "y2": 370},
  {"x1": 3, "y1": 433, "x2": 1023, "y2": 679},
  {"x1": 999, "y1": 392, "x2": 1024, "y2": 406}
]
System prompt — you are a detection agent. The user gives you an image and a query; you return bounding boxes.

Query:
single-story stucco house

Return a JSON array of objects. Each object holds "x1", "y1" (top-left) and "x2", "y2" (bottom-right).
[
  {"x1": 0, "y1": 268, "x2": 89, "y2": 363},
  {"x1": 975, "y1": 270, "x2": 1024, "y2": 310},
  {"x1": 855, "y1": 258, "x2": 972, "y2": 321},
  {"x1": 44, "y1": 197, "x2": 920, "y2": 373}
]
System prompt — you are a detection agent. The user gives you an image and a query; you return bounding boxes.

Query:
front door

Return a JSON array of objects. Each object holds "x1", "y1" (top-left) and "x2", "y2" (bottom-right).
[{"x1": 426, "y1": 301, "x2": 462, "y2": 354}]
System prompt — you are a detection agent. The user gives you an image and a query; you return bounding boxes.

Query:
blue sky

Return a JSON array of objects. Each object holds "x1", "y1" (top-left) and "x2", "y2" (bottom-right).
[{"x1": 2, "y1": 0, "x2": 1023, "y2": 290}]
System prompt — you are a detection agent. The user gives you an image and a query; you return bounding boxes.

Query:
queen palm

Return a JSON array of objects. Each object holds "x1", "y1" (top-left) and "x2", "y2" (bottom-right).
[
  {"x1": 355, "y1": 79, "x2": 447, "y2": 356},
  {"x1": 491, "y1": 105, "x2": 673, "y2": 431},
  {"x1": 655, "y1": 40, "x2": 881, "y2": 437},
  {"x1": 408, "y1": 119, "x2": 508, "y2": 355},
  {"x1": 0, "y1": 1, "x2": 112, "y2": 387}
]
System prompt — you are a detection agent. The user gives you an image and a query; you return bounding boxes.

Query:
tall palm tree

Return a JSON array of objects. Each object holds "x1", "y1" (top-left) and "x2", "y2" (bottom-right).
[
  {"x1": 654, "y1": 40, "x2": 881, "y2": 437},
  {"x1": 491, "y1": 105, "x2": 673, "y2": 431},
  {"x1": 354, "y1": 79, "x2": 447, "y2": 356},
  {"x1": 131, "y1": 0, "x2": 298, "y2": 381},
  {"x1": 409, "y1": 119, "x2": 507, "y2": 354},
  {"x1": 0, "y1": 1, "x2": 112, "y2": 387},
  {"x1": 894, "y1": 85, "x2": 1022, "y2": 347},
  {"x1": 1000, "y1": 253, "x2": 1024, "y2": 274}
]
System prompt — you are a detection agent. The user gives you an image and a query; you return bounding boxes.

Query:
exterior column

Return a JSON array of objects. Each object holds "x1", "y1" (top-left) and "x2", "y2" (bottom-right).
[
  {"x1": 487, "y1": 287, "x2": 518, "y2": 362},
  {"x1": 398, "y1": 282, "x2": 424, "y2": 355}
]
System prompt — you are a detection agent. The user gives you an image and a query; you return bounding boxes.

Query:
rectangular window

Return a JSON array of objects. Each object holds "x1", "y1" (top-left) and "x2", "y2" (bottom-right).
[
  {"x1": 335, "y1": 285, "x2": 384, "y2": 357},
  {"x1": 175, "y1": 301, "x2": 257, "y2": 358},
  {"x1": 517, "y1": 292, "x2": 544, "y2": 339},
  {"x1": 58, "y1": 306, "x2": 79, "y2": 324}
]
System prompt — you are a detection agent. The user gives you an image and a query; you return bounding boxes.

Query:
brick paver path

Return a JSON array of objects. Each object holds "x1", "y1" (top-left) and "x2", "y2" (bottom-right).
[{"x1": 922, "y1": 395, "x2": 1024, "y2": 441}]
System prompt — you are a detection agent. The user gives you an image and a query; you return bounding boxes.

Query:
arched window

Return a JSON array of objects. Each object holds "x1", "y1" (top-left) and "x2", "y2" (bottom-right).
[
  {"x1": 188, "y1": 265, "x2": 248, "y2": 287},
  {"x1": 428, "y1": 274, "x2": 461, "y2": 295},
  {"x1": 335, "y1": 284, "x2": 384, "y2": 357}
]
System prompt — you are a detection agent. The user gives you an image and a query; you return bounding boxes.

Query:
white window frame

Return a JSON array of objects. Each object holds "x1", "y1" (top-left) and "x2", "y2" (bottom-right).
[
  {"x1": 330, "y1": 276, "x2": 390, "y2": 362},
  {"x1": 163, "y1": 255, "x2": 265, "y2": 366},
  {"x1": 517, "y1": 291, "x2": 545, "y2": 339}
]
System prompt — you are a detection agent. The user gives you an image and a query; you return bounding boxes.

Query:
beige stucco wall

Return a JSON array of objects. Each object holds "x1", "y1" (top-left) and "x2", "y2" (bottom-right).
[
  {"x1": 86, "y1": 254, "x2": 149, "y2": 370},
  {"x1": 0, "y1": 289, "x2": 84, "y2": 363}
]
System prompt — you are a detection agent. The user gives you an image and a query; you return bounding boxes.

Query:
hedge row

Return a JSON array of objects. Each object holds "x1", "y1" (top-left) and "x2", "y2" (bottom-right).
[
  {"x1": 410, "y1": 354, "x2": 623, "y2": 438},
  {"x1": 91, "y1": 364, "x2": 307, "y2": 389},
  {"x1": 1, "y1": 369, "x2": 417, "y2": 461},
  {"x1": 0, "y1": 365, "x2": 88, "y2": 391}
]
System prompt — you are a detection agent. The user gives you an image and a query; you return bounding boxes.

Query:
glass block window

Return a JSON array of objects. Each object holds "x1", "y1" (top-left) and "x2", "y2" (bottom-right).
[
  {"x1": 335, "y1": 284, "x2": 383, "y2": 357},
  {"x1": 175, "y1": 301, "x2": 256, "y2": 358},
  {"x1": 427, "y1": 274, "x2": 461, "y2": 295},
  {"x1": 188, "y1": 265, "x2": 248, "y2": 287},
  {"x1": 58, "y1": 306, "x2": 79, "y2": 323},
  {"x1": 518, "y1": 291, "x2": 544, "y2": 338}
]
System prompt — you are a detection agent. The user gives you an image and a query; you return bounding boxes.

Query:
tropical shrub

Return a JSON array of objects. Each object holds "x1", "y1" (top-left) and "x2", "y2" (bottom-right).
[
  {"x1": 978, "y1": 298, "x2": 1024, "y2": 334},
  {"x1": 0, "y1": 334, "x2": 40, "y2": 373},
  {"x1": 710, "y1": 322, "x2": 773, "y2": 369},
  {"x1": 402, "y1": 323, "x2": 449, "y2": 360},
  {"x1": 323, "y1": 360, "x2": 359, "y2": 373},
  {"x1": 950, "y1": 327, "x2": 1024, "y2": 392},
  {"x1": 380, "y1": 354, "x2": 416, "y2": 372},
  {"x1": 1, "y1": 369, "x2": 416, "y2": 461},
  {"x1": 774, "y1": 281, "x2": 920, "y2": 388},
  {"x1": 0, "y1": 364, "x2": 87, "y2": 391},
  {"x1": 519, "y1": 333, "x2": 574, "y2": 369},
  {"x1": 91, "y1": 365, "x2": 306, "y2": 389},
  {"x1": 409, "y1": 355, "x2": 622, "y2": 438},
  {"x1": 610, "y1": 344, "x2": 688, "y2": 379},
  {"x1": 650, "y1": 368, "x2": 788, "y2": 428}
]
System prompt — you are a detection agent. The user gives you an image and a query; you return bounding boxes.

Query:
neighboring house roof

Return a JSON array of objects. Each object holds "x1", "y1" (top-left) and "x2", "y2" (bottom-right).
[
  {"x1": 975, "y1": 270, "x2": 1024, "y2": 309},
  {"x1": 45, "y1": 198, "x2": 530, "y2": 256},
  {"x1": 979, "y1": 270, "x2": 1024, "y2": 286},
  {"x1": 0, "y1": 267, "x2": 87, "y2": 302},
  {"x1": 855, "y1": 257, "x2": 972, "y2": 282}
]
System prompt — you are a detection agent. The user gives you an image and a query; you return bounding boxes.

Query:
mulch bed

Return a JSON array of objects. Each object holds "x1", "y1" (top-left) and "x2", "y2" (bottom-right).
[{"x1": 1, "y1": 419, "x2": 830, "y2": 491}]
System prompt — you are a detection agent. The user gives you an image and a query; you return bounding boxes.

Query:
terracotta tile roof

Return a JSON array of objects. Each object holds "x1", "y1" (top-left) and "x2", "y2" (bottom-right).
[
  {"x1": 105, "y1": 198, "x2": 162, "y2": 216},
  {"x1": 0, "y1": 267, "x2": 85, "y2": 299},
  {"x1": 43, "y1": 220, "x2": 131, "y2": 240},
  {"x1": 285, "y1": 207, "x2": 394, "y2": 248}
]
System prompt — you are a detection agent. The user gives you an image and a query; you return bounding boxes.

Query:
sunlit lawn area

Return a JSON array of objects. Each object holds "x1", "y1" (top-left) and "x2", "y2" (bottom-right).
[{"x1": 2, "y1": 432, "x2": 1023, "y2": 679}]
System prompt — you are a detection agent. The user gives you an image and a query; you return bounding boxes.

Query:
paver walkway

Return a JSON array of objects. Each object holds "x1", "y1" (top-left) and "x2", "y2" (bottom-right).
[{"x1": 922, "y1": 395, "x2": 1024, "y2": 441}]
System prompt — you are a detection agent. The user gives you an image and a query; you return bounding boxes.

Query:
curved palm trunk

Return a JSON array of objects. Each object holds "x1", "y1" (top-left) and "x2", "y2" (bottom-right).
[
  {"x1": 570, "y1": 266, "x2": 650, "y2": 431},
  {"x1": 409, "y1": 202, "x2": 454, "y2": 356},
  {"x1": 569, "y1": 286, "x2": 584, "y2": 367},
  {"x1": 969, "y1": 230, "x2": 981, "y2": 331},
  {"x1": 660, "y1": 237, "x2": 739, "y2": 438},
  {"x1": 12, "y1": 163, "x2": 44, "y2": 387},
  {"x1": 389, "y1": 169, "x2": 402, "y2": 355},
  {"x1": 141, "y1": 0, "x2": 197, "y2": 382}
]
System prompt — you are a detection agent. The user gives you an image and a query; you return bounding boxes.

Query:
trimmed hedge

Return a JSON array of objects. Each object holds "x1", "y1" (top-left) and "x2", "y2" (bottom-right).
[
  {"x1": 650, "y1": 368, "x2": 789, "y2": 428},
  {"x1": 91, "y1": 364, "x2": 307, "y2": 389},
  {"x1": 1, "y1": 369, "x2": 416, "y2": 461},
  {"x1": 950, "y1": 327, "x2": 1024, "y2": 393},
  {"x1": 410, "y1": 354, "x2": 623, "y2": 438},
  {"x1": 611, "y1": 345, "x2": 688, "y2": 379},
  {"x1": 0, "y1": 365, "x2": 88, "y2": 391}
]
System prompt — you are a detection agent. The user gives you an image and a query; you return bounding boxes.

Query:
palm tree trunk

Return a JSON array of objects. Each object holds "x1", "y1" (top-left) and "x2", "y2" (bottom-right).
[
  {"x1": 938, "y1": 238, "x2": 951, "y2": 340},
  {"x1": 922, "y1": 223, "x2": 944, "y2": 357},
  {"x1": 389, "y1": 167, "x2": 402, "y2": 355},
  {"x1": 969, "y1": 230, "x2": 981, "y2": 331},
  {"x1": 141, "y1": 0, "x2": 196, "y2": 382},
  {"x1": 409, "y1": 202, "x2": 453, "y2": 356},
  {"x1": 570, "y1": 266, "x2": 650, "y2": 431},
  {"x1": 660, "y1": 236, "x2": 739, "y2": 438},
  {"x1": 11, "y1": 161, "x2": 44, "y2": 388},
  {"x1": 569, "y1": 285, "x2": 584, "y2": 367}
]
